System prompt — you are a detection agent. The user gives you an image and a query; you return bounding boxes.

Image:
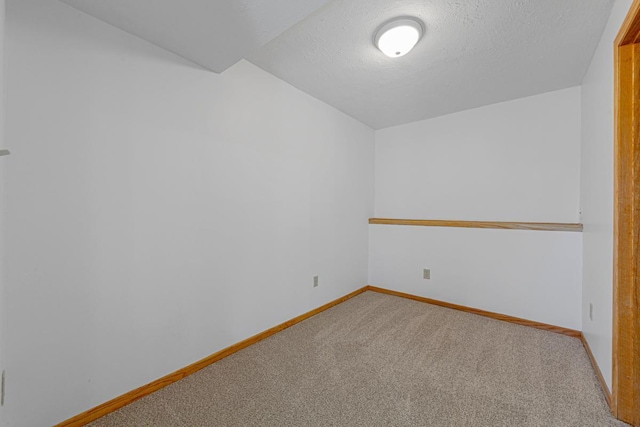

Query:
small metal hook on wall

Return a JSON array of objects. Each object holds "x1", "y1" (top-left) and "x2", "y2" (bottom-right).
[{"x1": 0, "y1": 149, "x2": 9, "y2": 156}]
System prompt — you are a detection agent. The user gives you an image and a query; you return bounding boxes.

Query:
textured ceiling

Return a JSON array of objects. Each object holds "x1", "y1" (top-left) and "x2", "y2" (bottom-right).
[
  {"x1": 249, "y1": 0, "x2": 615, "y2": 129},
  {"x1": 57, "y1": 0, "x2": 332, "y2": 73},
  {"x1": 56, "y1": 0, "x2": 615, "y2": 130}
]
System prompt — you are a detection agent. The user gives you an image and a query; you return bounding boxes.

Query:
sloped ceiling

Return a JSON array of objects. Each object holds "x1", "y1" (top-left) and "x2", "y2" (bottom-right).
[
  {"x1": 249, "y1": 0, "x2": 615, "y2": 129},
  {"x1": 57, "y1": 0, "x2": 332, "y2": 73},
  {"x1": 58, "y1": 0, "x2": 614, "y2": 130}
]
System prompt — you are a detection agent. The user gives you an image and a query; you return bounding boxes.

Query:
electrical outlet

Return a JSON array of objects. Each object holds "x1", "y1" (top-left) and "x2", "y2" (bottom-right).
[
  {"x1": 423, "y1": 269, "x2": 430, "y2": 280},
  {"x1": 313, "y1": 275, "x2": 319, "y2": 288},
  {"x1": 1, "y1": 370, "x2": 5, "y2": 406},
  {"x1": 589, "y1": 303, "x2": 593, "y2": 321}
]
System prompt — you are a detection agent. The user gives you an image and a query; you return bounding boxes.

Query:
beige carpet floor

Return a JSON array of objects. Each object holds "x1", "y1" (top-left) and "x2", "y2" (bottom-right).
[{"x1": 89, "y1": 291, "x2": 627, "y2": 426}]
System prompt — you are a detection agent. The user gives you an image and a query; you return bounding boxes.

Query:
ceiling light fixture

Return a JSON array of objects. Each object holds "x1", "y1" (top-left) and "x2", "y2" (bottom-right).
[{"x1": 374, "y1": 18, "x2": 424, "y2": 58}]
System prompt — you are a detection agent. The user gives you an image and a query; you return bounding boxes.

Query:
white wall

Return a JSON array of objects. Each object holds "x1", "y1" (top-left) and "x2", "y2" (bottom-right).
[
  {"x1": 581, "y1": 0, "x2": 633, "y2": 392},
  {"x1": 3, "y1": 0, "x2": 374, "y2": 426},
  {"x1": 370, "y1": 226, "x2": 582, "y2": 329},
  {"x1": 371, "y1": 88, "x2": 583, "y2": 329},
  {"x1": 375, "y1": 87, "x2": 582, "y2": 223}
]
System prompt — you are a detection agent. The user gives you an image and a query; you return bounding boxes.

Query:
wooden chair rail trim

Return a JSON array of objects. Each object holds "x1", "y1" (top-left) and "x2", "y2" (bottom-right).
[
  {"x1": 54, "y1": 287, "x2": 369, "y2": 427},
  {"x1": 580, "y1": 333, "x2": 613, "y2": 408},
  {"x1": 365, "y1": 286, "x2": 582, "y2": 338},
  {"x1": 369, "y1": 218, "x2": 583, "y2": 232}
]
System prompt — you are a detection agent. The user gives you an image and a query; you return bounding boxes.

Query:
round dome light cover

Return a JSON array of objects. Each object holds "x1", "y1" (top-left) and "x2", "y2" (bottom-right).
[{"x1": 375, "y1": 18, "x2": 424, "y2": 58}]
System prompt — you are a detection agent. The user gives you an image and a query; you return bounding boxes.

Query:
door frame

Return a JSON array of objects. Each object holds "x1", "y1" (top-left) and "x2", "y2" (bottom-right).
[{"x1": 614, "y1": 0, "x2": 640, "y2": 424}]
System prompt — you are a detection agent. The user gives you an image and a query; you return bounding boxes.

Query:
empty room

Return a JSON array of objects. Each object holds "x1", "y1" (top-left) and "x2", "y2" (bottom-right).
[{"x1": 0, "y1": 0, "x2": 639, "y2": 426}]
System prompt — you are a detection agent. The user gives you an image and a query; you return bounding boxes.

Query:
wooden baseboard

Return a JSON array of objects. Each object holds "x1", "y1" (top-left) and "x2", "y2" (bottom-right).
[
  {"x1": 55, "y1": 285, "x2": 600, "y2": 426},
  {"x1": 365, "y1": 285, "x2": 582, "y2": 338},
  {"x1": 580, "y1": 333, "x2": 613, "y2": 409},
  {"x1": 55, "y1": 287, "x2": 369, "y2": 427}
]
